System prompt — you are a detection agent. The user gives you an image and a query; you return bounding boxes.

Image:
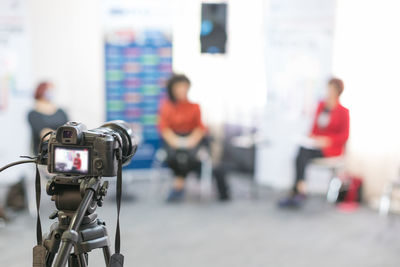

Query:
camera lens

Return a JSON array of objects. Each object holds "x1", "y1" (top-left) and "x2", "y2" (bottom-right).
[{"x1": 100, "y1": 120, "x2": 138, "y2": 166}]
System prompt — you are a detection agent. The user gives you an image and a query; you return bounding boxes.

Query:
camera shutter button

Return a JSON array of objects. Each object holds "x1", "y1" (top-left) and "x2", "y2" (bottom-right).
[{"x1": 94, "y1": 159, "x2": 103, "y2": 169}]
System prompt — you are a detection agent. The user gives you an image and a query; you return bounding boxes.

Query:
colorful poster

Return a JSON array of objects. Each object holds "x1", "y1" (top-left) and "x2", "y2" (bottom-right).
[{"x1": 103, "y1": 1, "x2": 172, "y2": 169}]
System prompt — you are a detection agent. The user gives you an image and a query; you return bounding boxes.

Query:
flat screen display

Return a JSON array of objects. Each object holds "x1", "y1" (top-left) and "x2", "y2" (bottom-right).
[{"x1": 54, "y1": 147, "x2": 90, "y2": 174}]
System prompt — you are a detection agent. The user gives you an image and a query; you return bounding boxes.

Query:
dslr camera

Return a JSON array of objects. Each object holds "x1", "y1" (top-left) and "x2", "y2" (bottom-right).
[{"x1": 46, "y1": 120, "x2": 137, "y2": 177}]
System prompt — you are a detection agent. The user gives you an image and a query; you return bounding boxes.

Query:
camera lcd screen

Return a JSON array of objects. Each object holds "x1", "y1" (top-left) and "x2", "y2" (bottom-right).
[{"x1": 54, "y1": 147, "x2": 89, "y2": 174}]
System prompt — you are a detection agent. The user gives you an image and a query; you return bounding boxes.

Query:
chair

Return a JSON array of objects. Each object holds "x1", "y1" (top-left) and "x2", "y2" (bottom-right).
[
  {"x1": 310, "y1": 156, "x2": 345, "y2": 203},
  {"x1": 219, "y1": 124, "x2": 262, "y2": 199},
  {"x1": 379, "y1": 172, "x2": 400, "y2": 216},
  {"x1": 226, "y1": 134, "x2": 260, "y2": 198}
]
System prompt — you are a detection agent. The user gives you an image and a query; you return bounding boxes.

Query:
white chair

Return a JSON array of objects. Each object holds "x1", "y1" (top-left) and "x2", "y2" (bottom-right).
[
  {"x1": 310, "y1": 156, "x2": 345, "y2": 203},
  {"x1": 379, "y1": 173, "x2": 400, "y2": 216},
  {"x1": 149, "y1": 148, "x2": 169, "y2": 199},
  {"x1": 197, "y1": 147, "x2": 214, "y2": 199}
]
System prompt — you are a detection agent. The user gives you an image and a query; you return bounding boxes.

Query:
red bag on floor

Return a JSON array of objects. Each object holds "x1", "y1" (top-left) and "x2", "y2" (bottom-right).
[
  {"x1": 344, "y1": 176, "x2": 363, "y2": 202},
  {"x1": 337, "y1": 175, "x2": 363, "y2": 212},
  {"x1": 337, "y1": 175, "x2": 363, "y2": 203}
]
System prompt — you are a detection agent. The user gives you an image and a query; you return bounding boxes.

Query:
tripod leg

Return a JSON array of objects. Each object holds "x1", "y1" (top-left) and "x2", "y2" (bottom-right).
[
  {"x1": 53, "y1": 184, "x2": 97, "y2": 267},
  {"x1": 103, "y1": 246, "x2": 111, "y2": 265},
  {"x1": 77, "y1": 253, "x2": 88, "y2": 267},
  {"x1": 46, "y1": 252, "x2": 56, "y2": 267},
  {"x1": 68, "y1": 253, "x2": 88, "y2": 267},
  {"x1": 68, "y1": 254, "x2": 78, "y2": 267},
  {"x1": 44, "y1": 224, "x2": 63, "y2": 267}
]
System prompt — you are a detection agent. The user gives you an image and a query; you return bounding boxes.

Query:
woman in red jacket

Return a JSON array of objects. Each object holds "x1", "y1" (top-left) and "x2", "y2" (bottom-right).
[{"x1": 279, "y1": 78, "x2": 350, "y2": 208}]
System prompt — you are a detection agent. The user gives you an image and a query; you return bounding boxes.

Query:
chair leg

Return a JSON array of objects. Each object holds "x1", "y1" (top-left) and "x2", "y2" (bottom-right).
[
  {"x1": 150, "y1": 149, "x2": 168, "y2": 200},
  {"x1": 327, "y1": 168, "x2": 342, "y2": 203},
  {"x1": 251, "y1": 175, "x2": 259, "y2": 200},
  {"x1": 379, "y1": 183, "x2": 393, "y2": 216},
  {"x1": 200, "y1": 158, "x2": 213, "y2": 200}
]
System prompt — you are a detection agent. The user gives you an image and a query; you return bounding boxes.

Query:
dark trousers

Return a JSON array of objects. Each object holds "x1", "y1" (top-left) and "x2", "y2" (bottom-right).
[
  {"x1": 165, "y1": 144, "x2": 201, "y2": 177},
  {"x1": 212, "y1": 164, "x2": 231, "y2": 200},
  {"x1": 293, "y1": 146, "x2": 324, "y2": 193},
  {"x1": 164, "y1": 143, "x2": 229, "y2": 199}
]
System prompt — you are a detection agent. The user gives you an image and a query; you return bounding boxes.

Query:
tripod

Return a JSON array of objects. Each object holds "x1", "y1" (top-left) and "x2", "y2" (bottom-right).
[
  {"x1": 0, "y1": 122, "x2": 134, "y2": 267},
  {"x1": 43, "y1": 175, "x2": 111, "y2": 266}
]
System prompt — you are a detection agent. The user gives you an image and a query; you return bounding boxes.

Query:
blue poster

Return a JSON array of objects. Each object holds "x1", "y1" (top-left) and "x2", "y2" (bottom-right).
[{"x1": 105, "y1": 29, "x2": 172, "y2": 169}]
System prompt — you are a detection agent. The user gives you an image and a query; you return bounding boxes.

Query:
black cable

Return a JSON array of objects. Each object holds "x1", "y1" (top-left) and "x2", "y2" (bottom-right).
[
  {"x1": 38, "y1": 131, "x2": 52, "y2": 154},
  {"x1": 0, "y1": 130, "x2": 52, "y2": 173},
  {"x1": 0, "y1": 159, "x2": 36, "y2": 173}
]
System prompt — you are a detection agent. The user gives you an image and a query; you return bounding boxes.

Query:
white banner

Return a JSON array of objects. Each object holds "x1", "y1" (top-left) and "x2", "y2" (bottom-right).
[{"x1": 256, "y1": 0, "x2": 336, "y2": 188}]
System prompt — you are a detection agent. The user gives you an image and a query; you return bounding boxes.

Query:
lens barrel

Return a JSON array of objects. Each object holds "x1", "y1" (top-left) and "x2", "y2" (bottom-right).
[{"x1": 100, "y1": 120, "x2": 138, "y2": 166}]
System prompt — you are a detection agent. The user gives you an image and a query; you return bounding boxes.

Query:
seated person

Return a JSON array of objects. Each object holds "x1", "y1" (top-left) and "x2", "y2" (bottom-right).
[
  {"x1": 158, "y1": 74, "x2": 207, "y2": 202},
  {"x1": 28, "y1": 81, "x2": 68, "y2": 155},
  {"x1": 279, "y1": 78, "x2": 350, "y2": 207},
  {"x1": 72, "y1": 153, "x2": 82, "y2": 171}
]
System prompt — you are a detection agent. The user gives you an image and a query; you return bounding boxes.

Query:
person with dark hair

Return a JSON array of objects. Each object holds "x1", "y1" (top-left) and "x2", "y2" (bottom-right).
[
  {"x1": 28, "y1": 81, "x2": 68, "y2": 155},
  {"x1": 158, "y1": 74, "x2": 207, "y2": 202},
  {"x1": 279, "y1": 78, "x2": 350, "y2": 208}
]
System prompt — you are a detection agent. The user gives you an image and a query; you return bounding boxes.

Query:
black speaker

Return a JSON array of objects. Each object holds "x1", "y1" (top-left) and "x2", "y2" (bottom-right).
[{"x1": 200, "y1": 3, "x2": 227, "y2": 54}]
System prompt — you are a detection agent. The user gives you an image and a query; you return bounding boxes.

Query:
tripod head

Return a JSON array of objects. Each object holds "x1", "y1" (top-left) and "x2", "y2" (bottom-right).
[{"x1": 46, "y1": 175, "x2": 108, "y2": 214}]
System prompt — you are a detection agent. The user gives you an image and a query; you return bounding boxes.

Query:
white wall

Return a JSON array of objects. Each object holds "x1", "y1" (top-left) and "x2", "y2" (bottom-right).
[
  {"x1": 173, "y1": 0, "x2": 267, "y2": 126},
  {"x1": 0, "y1": 0, "x2": 33, "y2": 183},
  {"x1": 332, "y1": 0, "x2": 400, "y2": 202},
  {"x1": 0, "y1": 97, "x2": 31, "y2": 182},
  {"x1": 28, "y1": 0, "x2": 104, "y2": 129},
  {"x1": 0, "y1": 0, "x2": 104, "y2": 188}
]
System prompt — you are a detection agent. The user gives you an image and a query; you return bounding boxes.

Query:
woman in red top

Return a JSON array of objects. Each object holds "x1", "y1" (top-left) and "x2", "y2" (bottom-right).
[
  {"x1": 279, "y1": 78, "x2": 350, "y2": 208},
  {"x1": 158, "y1": 74, "x2": 206, "y2": 201},
  {"x1": 73, "y1": 153, "x2": 82, "y2": 171}
]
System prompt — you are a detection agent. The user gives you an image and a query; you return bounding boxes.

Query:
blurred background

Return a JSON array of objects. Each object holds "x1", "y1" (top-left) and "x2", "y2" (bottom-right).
[{"x1": 1, "y1": 0, "x2": 400, "y2": 266}]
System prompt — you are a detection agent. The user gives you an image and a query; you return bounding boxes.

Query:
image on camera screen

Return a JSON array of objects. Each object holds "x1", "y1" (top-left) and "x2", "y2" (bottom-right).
[{"x1": 54, "y1": 147, "x2": 89, "y2": 174}]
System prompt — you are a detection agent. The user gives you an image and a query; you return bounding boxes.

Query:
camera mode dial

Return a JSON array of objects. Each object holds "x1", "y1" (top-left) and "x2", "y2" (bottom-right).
[{"x1": 94, "y1": 158, "x2": 103, "y2": 170}]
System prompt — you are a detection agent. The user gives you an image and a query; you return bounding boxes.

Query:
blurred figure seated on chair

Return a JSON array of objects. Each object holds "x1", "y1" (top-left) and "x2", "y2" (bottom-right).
[
  {"x1": 28, "y1": 81, "x2": 69, "y2": 155},
  {"x1": 158, "y1": 74, "x2": 207, "y2": 202},
  {"x1": 279, "y1": 78, "x2": 350, "y2": 208}
]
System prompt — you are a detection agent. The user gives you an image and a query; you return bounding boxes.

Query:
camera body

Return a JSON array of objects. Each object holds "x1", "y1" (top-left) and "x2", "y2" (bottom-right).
[{"x1": 47, "y1": 121, "x2": 136, "y2": 177}]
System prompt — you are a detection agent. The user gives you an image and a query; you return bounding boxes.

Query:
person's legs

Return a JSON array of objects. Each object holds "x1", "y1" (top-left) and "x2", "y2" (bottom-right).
[
  {"x1": 293, "y1": 147, "x2": 323, "y2": 194},
  {"x1": 213, "y1": 164, "x2": 230, "y2": 201},
  {"x1": 165, "y1": 139, "x2": 211, "y2": 202},
  {"x1": 166, "y1": 175, "x2": 186, "y2": 202},
  {"x1": 166, "y1": 172, "x2": 186, "y2": 202},
  {"x1": 165, "y1": 146, "x2": 188, "y2": 202},
  {"x1": 279, "y1": 146, "x2": 323, "y2": 208},
  {"x1": 172, "y1": 175, "x2": 185, "y2": 190}
]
